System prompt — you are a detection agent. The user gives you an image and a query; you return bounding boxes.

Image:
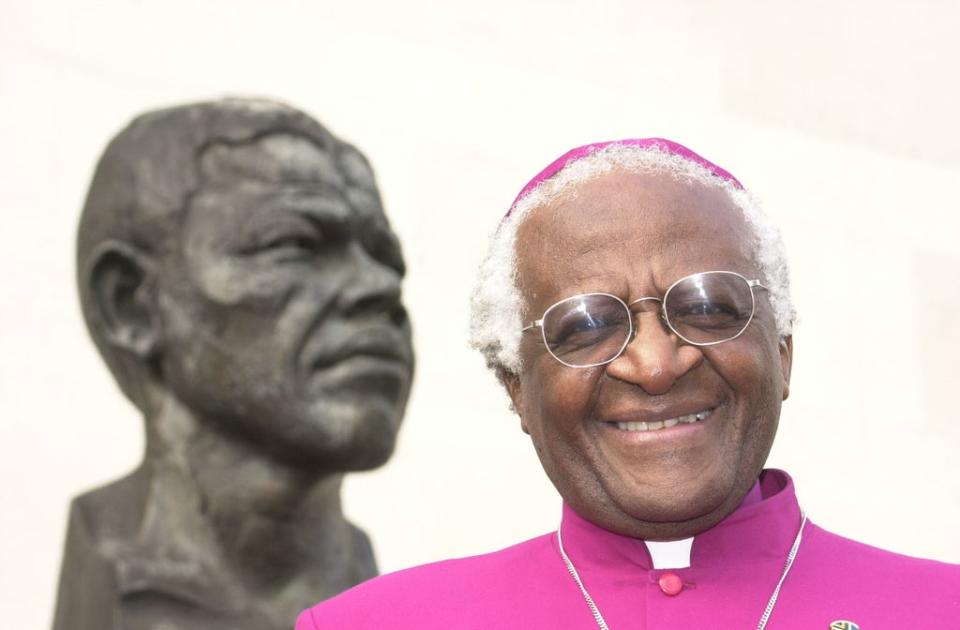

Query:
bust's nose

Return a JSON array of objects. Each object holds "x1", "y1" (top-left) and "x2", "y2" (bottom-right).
[{"x1": 336, "y1": 243, "x2": 405, "y2": 323}]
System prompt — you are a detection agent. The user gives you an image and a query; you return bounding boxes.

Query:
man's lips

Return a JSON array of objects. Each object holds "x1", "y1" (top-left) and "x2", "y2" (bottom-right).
[
  {"x1": 610, "y1": 409, "x2": 713, "y2": 432},
  {"x1": 599, "y1": 404, "x2": 719, "y2": 433}
]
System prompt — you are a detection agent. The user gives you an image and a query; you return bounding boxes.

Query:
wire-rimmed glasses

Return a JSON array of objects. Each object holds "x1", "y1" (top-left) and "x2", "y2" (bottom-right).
[{"x1": 521, "y1": 271, "x2": 767, "y2": 369}]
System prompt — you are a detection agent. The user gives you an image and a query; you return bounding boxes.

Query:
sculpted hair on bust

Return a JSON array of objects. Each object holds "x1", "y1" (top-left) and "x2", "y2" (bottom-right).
[
  {"x1": 469, "y1": 143, "x2": 796, "y2": 380},
  {"x1": 76, "y1": 98, "x2": 354, "y2": 412}
]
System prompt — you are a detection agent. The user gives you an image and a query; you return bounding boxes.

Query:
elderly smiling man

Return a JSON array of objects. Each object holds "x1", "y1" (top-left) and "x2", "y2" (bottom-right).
[{"x1": 296, "y1": 139, "x2": 960, "y2": 629}]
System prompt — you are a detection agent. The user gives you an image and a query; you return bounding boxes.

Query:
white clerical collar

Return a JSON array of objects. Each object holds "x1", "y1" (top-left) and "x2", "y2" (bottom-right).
[
  {"x1": 644, "y1": 537, "x2": 694, "y2": 569},
  {"x1": 641, "y1": 479, "x2": 765, "y2": 569}
]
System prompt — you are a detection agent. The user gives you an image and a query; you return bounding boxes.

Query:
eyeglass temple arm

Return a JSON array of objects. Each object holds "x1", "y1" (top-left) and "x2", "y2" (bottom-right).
[
  {"x1": 749, "y1": 280, "x2": 768, "y2": 291},
  {"x1": 521, "y1": 319, "x2": 543, "y2": 332}
]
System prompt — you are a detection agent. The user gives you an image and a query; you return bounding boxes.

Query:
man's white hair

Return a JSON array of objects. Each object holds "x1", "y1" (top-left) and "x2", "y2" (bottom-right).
[{"x1": 469, "y1": 143, "x2": 796, "y2": 377}]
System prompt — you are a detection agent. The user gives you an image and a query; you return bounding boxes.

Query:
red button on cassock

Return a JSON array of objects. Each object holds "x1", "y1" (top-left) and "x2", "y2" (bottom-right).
[{"x1": 658, "y1": 572, "x2": 683, "y2": 596}]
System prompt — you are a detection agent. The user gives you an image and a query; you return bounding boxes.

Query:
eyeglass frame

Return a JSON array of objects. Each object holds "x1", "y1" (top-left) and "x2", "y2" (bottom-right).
[{"x1": 520, "y1": 270, "x2": 768, "y2": 369}]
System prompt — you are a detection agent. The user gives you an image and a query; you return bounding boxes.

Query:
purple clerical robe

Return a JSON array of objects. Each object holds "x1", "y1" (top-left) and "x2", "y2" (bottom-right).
[{"x1": 296, "y1": 470, "x2": 960, "y2": 629}]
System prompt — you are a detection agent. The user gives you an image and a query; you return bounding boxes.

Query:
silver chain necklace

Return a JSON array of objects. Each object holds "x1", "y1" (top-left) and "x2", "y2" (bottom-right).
[{"x1": 556, "y1": 511, "x2": 807, "y2": 630}]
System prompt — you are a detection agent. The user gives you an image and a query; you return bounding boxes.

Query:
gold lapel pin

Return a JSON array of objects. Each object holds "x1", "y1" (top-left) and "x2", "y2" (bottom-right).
[{"x1": 829, "y1": 621, "x2": 860, "y2": 630}]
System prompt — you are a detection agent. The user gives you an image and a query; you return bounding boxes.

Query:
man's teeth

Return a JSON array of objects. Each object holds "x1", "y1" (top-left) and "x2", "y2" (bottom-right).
[{"x1": 614, "y1": 410, "x2": 712, "y2": 432}]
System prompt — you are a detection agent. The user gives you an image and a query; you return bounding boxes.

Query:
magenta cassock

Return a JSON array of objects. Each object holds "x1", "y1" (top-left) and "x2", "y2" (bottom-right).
[{"x1": 296, "y1": 470, "x2": 960, "y2": 629}]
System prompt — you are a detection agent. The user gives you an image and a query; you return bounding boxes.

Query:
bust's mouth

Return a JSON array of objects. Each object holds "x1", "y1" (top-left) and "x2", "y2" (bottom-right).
[{"x1": 308, "y1": 327, "x2": 412, "y2": 372}]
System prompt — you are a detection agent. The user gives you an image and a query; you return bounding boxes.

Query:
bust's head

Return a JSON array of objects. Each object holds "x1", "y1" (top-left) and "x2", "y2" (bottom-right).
[{"x1": 77, "y1": 99, "x2": 413, "y2": 471}]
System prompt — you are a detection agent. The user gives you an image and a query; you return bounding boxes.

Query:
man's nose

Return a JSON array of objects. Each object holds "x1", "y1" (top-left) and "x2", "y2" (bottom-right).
[
  {"x1": 605, "y1": 311, "x2": 703, "y2": 395},
  {"x1": 336, "y1": 244, "x2": 405, "y2": 321}
]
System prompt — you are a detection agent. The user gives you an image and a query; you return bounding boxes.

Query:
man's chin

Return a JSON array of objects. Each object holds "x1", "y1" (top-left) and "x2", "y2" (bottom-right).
[{"x1": 599, "y1": 477, "x2": 738, "y2": 532}]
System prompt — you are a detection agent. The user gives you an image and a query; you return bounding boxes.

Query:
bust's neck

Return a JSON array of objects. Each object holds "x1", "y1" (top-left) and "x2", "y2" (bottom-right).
[{"x1": 137, "y1": 391, "x2": 371, "y2": 611}]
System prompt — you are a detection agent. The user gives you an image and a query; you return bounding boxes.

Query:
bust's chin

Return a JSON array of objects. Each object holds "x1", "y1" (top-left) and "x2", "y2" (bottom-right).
[{"x1": 278, "y1": 403, "x2": 405, "y2": 473}]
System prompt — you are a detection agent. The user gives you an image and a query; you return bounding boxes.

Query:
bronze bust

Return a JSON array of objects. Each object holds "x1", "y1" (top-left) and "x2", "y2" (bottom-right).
[{"x1": 53, "y1": 99, "x2": 414, "y2": 630}]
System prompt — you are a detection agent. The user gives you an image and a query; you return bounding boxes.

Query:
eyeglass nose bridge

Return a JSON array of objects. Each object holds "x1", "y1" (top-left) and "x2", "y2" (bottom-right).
[
  {"x1": 622, "y1": 295, "x2": 669, "y2": 343},
  {"x1": 627, "y1": 296, "x2": 665, "y2": 308}
]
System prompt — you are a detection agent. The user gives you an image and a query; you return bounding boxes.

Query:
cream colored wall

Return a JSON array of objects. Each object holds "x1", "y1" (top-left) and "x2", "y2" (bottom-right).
[{"x1": 2, "y1": 1, "x2": 958, "y2": 625}]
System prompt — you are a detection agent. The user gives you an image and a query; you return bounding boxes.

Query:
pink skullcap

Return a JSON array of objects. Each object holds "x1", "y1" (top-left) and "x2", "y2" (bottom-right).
[{"x1": 509, "y1": 137, "x2": 743, "y2": 213}]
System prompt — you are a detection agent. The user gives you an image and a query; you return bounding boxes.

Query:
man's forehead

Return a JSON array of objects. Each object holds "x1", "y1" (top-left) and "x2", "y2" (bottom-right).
[
  {"x1": 197, "y1": 133, "x2": 375, "y2": 189},
  {"x1": 514, "y1": 170, "x2": 755, "y2": 290},
  {"x1": 525, "y1": 170, "x2": 745, "y2": 241}
]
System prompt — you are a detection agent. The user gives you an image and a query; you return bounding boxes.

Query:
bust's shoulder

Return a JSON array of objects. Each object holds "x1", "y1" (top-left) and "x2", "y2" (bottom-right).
[
  {"x1": 70, "y1": 469, "x2": 148, "y2": 544},
  {"x1": 54, "y1": 474, "x2": 147, "y2": 630},
  {"x1": 296, "y1": 532, "x2": 559, "y2": 630}
]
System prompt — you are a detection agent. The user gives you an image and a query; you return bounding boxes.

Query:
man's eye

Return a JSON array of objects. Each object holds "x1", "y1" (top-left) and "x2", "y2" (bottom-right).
[
  {"x1": 549, "y1": 312, "x2": 622, "y2": 349},
  {"x1": 679, "y1": 301, "x2": 722, "y2": 316},
  {"x1": 671, "y1": 300, "x2": 743, "y2": 328}
]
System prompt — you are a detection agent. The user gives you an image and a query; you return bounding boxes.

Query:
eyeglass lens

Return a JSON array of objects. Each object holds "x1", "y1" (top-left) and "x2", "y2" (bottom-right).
[
  {"x1": 542, "y1": 294, "x2": 632, "y2": 368},
  {"x1": 540, "y1": 272, "x2": 756, "y2": 367}
]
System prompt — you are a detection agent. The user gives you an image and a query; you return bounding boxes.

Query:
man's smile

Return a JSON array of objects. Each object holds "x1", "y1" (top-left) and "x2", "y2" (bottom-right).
[
  {"x1": 611, "y1": 408, "x2": 713, "y2": 432},
  {"x1": 596, "y1": 406, "x2": 717, "y2": 448}
]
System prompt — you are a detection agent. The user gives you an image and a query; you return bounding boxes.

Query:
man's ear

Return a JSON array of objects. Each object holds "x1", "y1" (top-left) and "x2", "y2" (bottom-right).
[
  {"x1": 779, "y1": 335, "x2": 793, "y2": 401},
  {"x1": 86, "y1": 240, "x2": 161, "y2": 359},
  {"x1": 501, "y1": 371, "x2": 530, "y2": 434}
]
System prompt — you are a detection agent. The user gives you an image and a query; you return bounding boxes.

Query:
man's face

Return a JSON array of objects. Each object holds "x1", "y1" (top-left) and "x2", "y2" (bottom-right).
[
  {"x1": 508, "y1": 170, "x2": 791, "y2": 539},
  {"x1": 157, "y1": 133, "x2": 413, "y2": 471}
]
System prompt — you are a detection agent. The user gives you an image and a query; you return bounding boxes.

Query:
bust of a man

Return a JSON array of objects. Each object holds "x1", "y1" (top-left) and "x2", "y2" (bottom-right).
[{"x1": 53, "y1": 99, "x2": 414, "y2": 630}]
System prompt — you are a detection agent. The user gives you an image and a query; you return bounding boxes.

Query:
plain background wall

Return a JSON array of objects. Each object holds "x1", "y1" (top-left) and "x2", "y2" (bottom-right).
[{"x1": 2, "y1": 1, "x2": 959, "y2": 625}]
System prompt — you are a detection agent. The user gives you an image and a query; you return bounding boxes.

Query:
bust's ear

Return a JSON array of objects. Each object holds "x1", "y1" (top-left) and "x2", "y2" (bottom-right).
[{"x1": 85, "y1": 240, "x2": 160, "y2": 359}]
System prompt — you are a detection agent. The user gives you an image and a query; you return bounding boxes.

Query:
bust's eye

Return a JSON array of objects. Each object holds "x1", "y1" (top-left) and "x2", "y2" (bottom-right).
[
  {"x1": 243, "y1": 227, "x2": 324, "y2": 261},
  {"x1": 262, "y1": 234, "x2": 319, "y2": 253}
]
